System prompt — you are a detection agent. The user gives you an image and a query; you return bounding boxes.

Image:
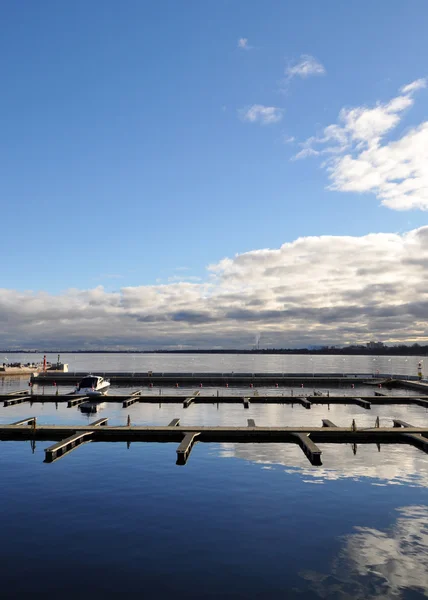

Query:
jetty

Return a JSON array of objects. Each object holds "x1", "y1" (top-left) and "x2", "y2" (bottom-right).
[
  {"x1": 2, "y1": 391, "x2": 428, "y2": 409},
  {"x1": 30, "y1": 371, "x2": 419, "y2": 387},
  {"x1": 1, "y1": 418, "x2": 428, "y2": 466},
  {"x1": 3, "y1": 372, "x2": 427, "y2": 467}
]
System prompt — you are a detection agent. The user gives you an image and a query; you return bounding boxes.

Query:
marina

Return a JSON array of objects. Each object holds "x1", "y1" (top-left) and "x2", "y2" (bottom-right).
[
  {"x1": 1, "y1": 354, "x2": 428, "y2": 599},
  {"x1": 1, "y1": 371, "x2": 428, "y2": 467}
]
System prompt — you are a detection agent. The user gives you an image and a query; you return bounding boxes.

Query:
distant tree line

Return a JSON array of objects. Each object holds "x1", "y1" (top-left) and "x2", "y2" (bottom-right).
[{"x1": 1, "y1": 344, "x2": 427, "y2": 356}]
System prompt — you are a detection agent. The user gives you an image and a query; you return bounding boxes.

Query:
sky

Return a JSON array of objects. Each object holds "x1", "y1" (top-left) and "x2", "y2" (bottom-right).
[{"x1": 1, "y1": 0, "x2": 428, "y2": 349}]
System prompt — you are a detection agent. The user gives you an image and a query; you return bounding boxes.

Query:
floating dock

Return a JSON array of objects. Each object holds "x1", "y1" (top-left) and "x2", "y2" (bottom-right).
[
  {"x1": 1, "y1": 418, "x2": 428, "y2": 466},
  {"x1": 3, "y1": 391, "x2": 428, "y2": 409},
  {"x1": 30, "y1": 371, "x2": 417, "y2": 386},
  {"x1": 3, "y1": 374, "x2": 428, "y2": 468}
]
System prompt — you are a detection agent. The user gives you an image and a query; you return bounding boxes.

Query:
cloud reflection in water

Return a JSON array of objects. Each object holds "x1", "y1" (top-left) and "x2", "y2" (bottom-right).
[{"x1": 300, "y1": 505, "x2": 428, "y2": 599}]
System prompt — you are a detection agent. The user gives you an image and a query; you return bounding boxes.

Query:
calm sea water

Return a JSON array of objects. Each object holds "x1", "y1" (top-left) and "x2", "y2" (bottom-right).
[
  {"x1": 0, "y1": 351, "x2": 424, "y2": 375},
  {"x1": 1, "y1": 354, "x2": 428, "y2": 599}
]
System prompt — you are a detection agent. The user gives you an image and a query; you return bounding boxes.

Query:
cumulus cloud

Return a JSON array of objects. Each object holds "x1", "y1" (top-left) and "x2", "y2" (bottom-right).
[
  {"x1": 239, "y1": 104, "x2": 283, "y2": 125},
  {"x1": 237, "y1": 37, "x2": 250, "y2": 50},
  {"x1": 294, "y1": 78, "x2": 428, "y2": 210},
  {"x1": 285, "y1": 54, "x2": 326, "y2": 79},
  {"x1": 2, "y1": 227, "x2": 428, "y2": 348}
]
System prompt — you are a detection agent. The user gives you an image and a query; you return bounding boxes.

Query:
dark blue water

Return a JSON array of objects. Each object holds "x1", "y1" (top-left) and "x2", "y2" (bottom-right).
[{"x1": 1, "y1": 359, "x2": 428, "y2": 598}]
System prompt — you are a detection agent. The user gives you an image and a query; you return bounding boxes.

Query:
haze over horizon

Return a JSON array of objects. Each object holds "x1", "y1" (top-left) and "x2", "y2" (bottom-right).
[{"x1": 2, "y1": 1, "x2": 428, "y2": 350}]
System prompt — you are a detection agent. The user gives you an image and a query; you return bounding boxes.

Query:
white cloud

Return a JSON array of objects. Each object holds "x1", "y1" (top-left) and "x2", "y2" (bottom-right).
[
  {"x1": 2, "y1": 227, "x2": 428, "y2": 348},
  {"x1": 286, "y1": 54, "x2": 326, "y2": 79},
  {"x1": 239, "y1": 104, "x2": 283, "y2": 125},
  {"x1": 292, "y1": 147, "x2": 319, "y2": 160},
  {"x1": 294, "y1": 78, "x2": 428, "y2": 210},
  {"x1": 401, "y1": 78, "x2": 427, "y2": 94},
  {"x1": 237, "y1": 37, "x2": 250, "y2": 50}
]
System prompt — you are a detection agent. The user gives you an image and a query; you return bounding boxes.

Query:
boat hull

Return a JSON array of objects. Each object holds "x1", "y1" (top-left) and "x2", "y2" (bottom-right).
[{"x1": 75, "y1": 383, "x2": 110, "y2": 396}]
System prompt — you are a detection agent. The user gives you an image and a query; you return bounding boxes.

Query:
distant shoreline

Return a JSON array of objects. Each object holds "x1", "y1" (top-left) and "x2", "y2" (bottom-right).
[{"x1": 1, "y1": 348, "x2": 427, "y2": 356}]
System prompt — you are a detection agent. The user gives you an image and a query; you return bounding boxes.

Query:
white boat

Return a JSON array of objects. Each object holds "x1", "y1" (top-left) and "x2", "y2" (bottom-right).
[{"x1": 75, "y1": 375, "x2": 110, "y2": 396}]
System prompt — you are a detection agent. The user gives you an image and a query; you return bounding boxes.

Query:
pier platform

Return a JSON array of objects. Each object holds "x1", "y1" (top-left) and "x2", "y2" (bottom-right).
[
  {"x1": 1, "y1": 420, "x2": 428, "y2": 467},
  {"x1": 2, "y1": 392, "x2": 427, "y2": 407},
  {"x1": 30, "y1": 371, "x2": 412, "y2": 386}
]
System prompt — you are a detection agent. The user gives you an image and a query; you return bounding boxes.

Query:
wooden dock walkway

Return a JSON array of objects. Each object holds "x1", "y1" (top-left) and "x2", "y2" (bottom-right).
[
  {"x1": 2, "y1": 392, "x2": 427, "y2": 408},
  {"x1": 1, "y1": 419, "x2": 428, "y2": 466},
  {"x1": 29, "y1": 372, "x2": 423, "y2": 388}
]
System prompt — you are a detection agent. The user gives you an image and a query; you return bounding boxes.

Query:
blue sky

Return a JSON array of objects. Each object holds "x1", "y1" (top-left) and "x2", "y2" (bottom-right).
[{"x1": 1, "y1": 1, "x2": 428, "y2": 348}]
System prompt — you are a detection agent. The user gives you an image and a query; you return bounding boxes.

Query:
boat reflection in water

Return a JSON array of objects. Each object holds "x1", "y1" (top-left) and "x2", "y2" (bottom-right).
[{"x1": 78, "y1": 401, "x2": 106, "y2": 414}]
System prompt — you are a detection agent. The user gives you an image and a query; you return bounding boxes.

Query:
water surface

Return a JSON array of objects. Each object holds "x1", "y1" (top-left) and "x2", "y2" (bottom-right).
[{"x1": 1, "y1": 355, "x2": 428, "y2": 599}]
